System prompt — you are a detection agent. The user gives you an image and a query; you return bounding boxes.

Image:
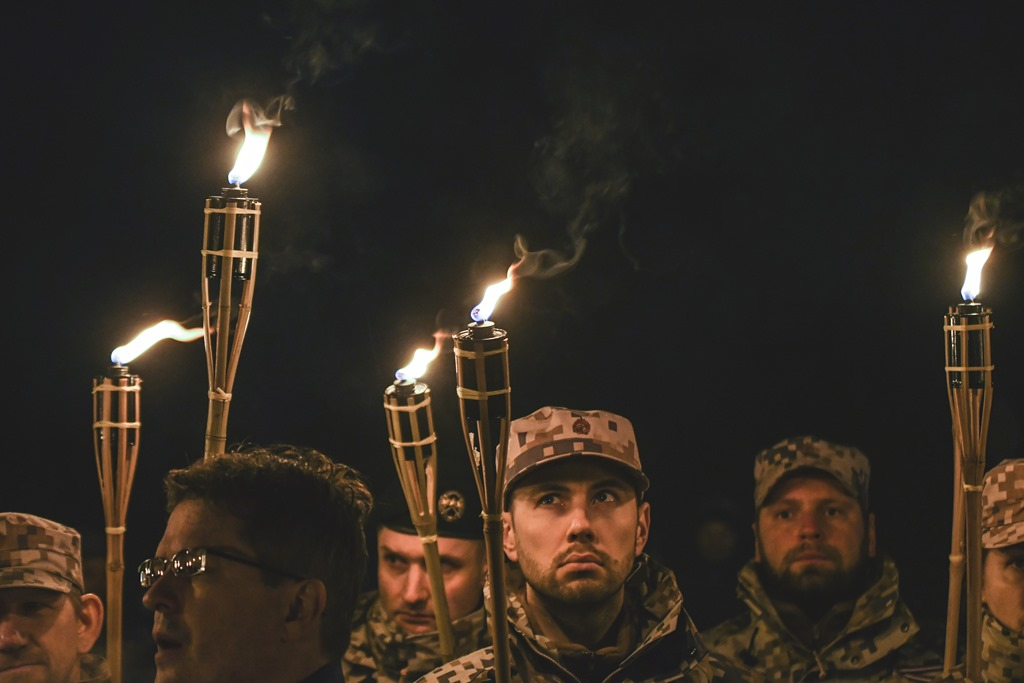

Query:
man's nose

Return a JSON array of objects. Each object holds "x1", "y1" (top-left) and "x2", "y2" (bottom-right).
[
  {"x1": 0, "y1": 617, "x2": 28, "y2": 650},
  {"x1": 797, "y1": 510, "x2": 823, "y2": 539},
  {"x1": 401, "y1": 564, "x2": 431, "y2": 605},
  {"x1": 142, "y1": 572, "x2": 182, "y2": 613},
  {"x1": 565, "y1": 502, "x2": 596, "y2": 541}
]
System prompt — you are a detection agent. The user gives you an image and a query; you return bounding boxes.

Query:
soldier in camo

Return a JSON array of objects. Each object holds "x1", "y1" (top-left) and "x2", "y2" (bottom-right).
[
  {"x1": 416, "y1": 406, "x2": 757, "y2": 683},
  {"x1": 703, "y1": 436, "x2": 943, "y2": 682},
  {"x1": 343, "y1": 458, "x2": 490, "y2": 683},
  {"x1": 0, "y1": 512, "x2": 111, "y2": 683},
  {"x1": 978, "y1": 458, "x2": 1024, "y2": 683}
]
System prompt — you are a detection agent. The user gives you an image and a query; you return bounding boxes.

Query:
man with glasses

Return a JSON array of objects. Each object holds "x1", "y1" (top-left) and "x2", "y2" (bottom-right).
[
  {"x1": 140, "y1": 443, "x2": 373, "y2": 683},
  {"x1": 1, "y1": 512, "x2": 110, "y2": 683}
]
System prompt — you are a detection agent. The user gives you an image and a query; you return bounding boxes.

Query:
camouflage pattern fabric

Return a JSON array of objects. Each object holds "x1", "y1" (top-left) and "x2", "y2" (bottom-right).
[
  {"x1": 79, "y1": 652, "x2": 113, "y2": 683},
  {"x1": 981, "y1": 458, "x2": 1024, "y2": 549},
  {"x1": 503, "y1": 407, "x2": 649, "y2": 503},
  {"x1": 753, "y1": 436, "x2": 870, "y2": 511},
  {"x1": 704, "y1": 556, "x2": 943, "y2": 682},
  {"x1": 981, "y1": 605, "x2": 1024, "y2": 683},
  {"x1": 415, "y1": 554, "x2": 759, "y2": 683},
  {"x1": 343, "y1": 591, "x2": 490, "y2": 683},
  {"x1": 0, "y1": 512, "x2": 84, "y2": 594}
]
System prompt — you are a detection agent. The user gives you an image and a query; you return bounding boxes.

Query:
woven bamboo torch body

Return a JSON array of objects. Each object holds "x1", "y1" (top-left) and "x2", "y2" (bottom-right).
[
  {"x1": 92, "y1": 365, "x2": 142, "y2": 683},
  {"x1": 383, "y1": 379, "x2": 455, "y2": 658},
  {"x1": 943, "y1": 301, "x2": 993, "y2": 682},
  {"x1": 201, "y1": 186, "x2": 260, "y2": 458},
  {"x1": 453, "y1": 321, "x2": 511, "y2": 683}
]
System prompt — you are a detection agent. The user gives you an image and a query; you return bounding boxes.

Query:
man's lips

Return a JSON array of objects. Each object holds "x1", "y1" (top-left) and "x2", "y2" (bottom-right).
[
  {"x1": 152, "y1": 629, "x2": 186, "y2": 652},
  {"x1": 560, "y1": 552, "x2": 603, "y2": 570},
  {"x1": 394, "y1": 611, "x2": 435, "y2": 626}
]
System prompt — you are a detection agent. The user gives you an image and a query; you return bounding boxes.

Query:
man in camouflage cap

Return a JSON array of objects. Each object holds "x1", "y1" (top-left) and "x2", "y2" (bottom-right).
[
  {"x1": 343, "y1": 456, "x2": 490, "y2": 683},
  {"x1": 979, "y1": 458, "x2": 1024, "y2": 683},
  {"x1": 0, "y1": 512, "x2": 110, "y2": 683},
  {"x1": 704, "y1": 435, "x2": 942, "y2": 681},
  {"x1": 418, "y1": 406, "x2": 755, "y2": 683}
]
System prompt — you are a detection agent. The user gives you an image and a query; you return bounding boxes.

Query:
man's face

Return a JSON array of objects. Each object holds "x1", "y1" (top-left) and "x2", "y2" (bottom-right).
[
  {"x1": 0, "y1": 587, "x2": 93, "y2": 683},
  {"x1": 502, "y1": 459, "x2": 650, "y2": 608},
  {"x1": 376, "y1": 527, "x2": 485, "y2": 634},
  {"x1": 142, "y1": 499, "x2": 298, "y2": 683},
  {"x1": 755, "y1": 472, "x2": 875, "y2": 605},
  {"x1": 983, "y1": 543, "x2": 1024, "y2": 632}
]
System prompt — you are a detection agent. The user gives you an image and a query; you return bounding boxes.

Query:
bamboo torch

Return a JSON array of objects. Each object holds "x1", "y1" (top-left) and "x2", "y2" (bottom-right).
[
  {"x1": 942, "y1": 245, "x2": 994, "y2": 682},
  {"x1": 93, "y1": 320, "x2": 202, "y2": 683},
  {"x1": 453, "y1": 274, "x2": 514, "y2": 683},
  {"x1": 202, "y1": 100, "x2": 271, "y2": 458},
  {"x1": 383, "y1": 331, "x2": 455, "y2": 658}
]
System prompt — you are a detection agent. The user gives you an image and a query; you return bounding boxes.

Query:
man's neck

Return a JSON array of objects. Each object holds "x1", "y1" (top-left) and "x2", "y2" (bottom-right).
[{"x1": 522, "y1": 584, "x2": 626, "y2": 650}]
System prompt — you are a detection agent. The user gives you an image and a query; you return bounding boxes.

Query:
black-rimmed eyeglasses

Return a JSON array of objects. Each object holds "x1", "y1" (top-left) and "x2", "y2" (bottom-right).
[{"x1": 138, "y1": 547, "x2": 304, "y2": 588}]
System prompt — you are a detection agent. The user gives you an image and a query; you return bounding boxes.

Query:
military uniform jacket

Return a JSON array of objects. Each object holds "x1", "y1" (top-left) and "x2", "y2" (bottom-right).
[
  {"x1": 703, "y1": 555, "x2": 942, "y2": 682},
  {"x1": 415, "y1": 554, "x2": 757, "y2": 683},
  {"x1": 981, "y1": 606, "x2": 1024, "y2": 683},
  {"x1": 343, "y1": 591, "x2": 490, "y2": 683}
]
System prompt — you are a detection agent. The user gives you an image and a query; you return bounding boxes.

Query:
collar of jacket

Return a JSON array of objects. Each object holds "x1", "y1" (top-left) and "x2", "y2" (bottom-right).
[{"x1": 735, "y1": 553, "x2": 920, "y2": 669}]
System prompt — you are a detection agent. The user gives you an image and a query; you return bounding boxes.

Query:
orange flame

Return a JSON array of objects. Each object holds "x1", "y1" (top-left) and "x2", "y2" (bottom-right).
[
  {"x1": 960, "y1": 246, "x2": 993, "y2": 301},
  {"x1": 395, "y1": 331, "x2": 447, "y2": 381},
  {"x1": 227, "y1": 100, "x2": 273, "y2": 185},
  {"x1": 111, "y1": 320, "x2": 204, "y2": 365},
  {"x1": 471, "y1": 274, "x2": 514, "y2": 322}
]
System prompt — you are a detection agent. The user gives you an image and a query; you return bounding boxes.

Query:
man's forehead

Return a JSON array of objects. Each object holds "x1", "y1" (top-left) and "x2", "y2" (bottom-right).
[
  {"x1": 514, "y1": 458, "x2": 635, "y2": 491},
  {"x1": 0, "y1": 585, "x2": 65, "y2": 604},
  {"x1": 160, "y1": 499, "x2": 246, "y2": 551},
  {"x1": 761, "y1": 469, "x2": 859, "y2": 506}
]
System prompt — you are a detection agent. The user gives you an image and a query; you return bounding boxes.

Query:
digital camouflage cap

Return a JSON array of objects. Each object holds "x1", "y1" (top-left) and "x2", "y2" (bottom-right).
[
  {"x1": 0, "y1": 512, "x2": 84, "y2": 594},
  {"x1": 504, "y1": 406, "x2": 649, "y2": 505},
  {"x1": 982, "y1": 458, "x2": 1024, "y2": 549},
  {"x1": 754, "y1": 435, "x2": 870, "y2": 510}
]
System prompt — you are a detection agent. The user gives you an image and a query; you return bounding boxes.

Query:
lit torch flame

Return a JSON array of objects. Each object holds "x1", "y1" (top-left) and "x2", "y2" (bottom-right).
[
  {"x1": 471, "y1": 274, "x2": 514, "y2": 322},
  {"x1": 960, "y1": 246, "x2": 993, "y2": 301},
  {"x1": 226, "y1": 100, "x2": 273, "y2": 186},
  {"x1": 111, "y1": 320, "x2": 205, "y2": 365},
  {"x1": 395, "y1": 331, "x2": 447, "y2": 381}
]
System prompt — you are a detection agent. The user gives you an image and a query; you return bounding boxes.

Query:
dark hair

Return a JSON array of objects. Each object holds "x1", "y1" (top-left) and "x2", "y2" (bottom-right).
[{"x1": 163, "y1": 443, "x2": 373, "y2": 659}]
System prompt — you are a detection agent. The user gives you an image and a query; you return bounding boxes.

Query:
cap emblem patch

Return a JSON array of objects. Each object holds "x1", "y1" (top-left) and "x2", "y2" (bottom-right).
[
  {"x1": 438, "y1": 489, "x2": 466, "y2": 523},
  {"x1": 572, "y1": 417, "x2": 591, "y2": 435}
]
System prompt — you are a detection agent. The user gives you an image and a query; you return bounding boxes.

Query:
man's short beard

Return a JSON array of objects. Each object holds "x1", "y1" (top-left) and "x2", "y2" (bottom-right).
[{"x1": 755, "y1": 537, "x2": 874, "y2": 620}]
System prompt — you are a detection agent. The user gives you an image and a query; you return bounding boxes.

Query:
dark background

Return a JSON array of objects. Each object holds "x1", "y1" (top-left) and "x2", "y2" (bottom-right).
[{"x1": 4, "y1": 2, "x2": 1024, "y2": 678}]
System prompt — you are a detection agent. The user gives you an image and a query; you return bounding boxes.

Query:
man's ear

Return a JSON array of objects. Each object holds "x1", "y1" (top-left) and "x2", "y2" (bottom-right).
[
  {"x1": 634, "y1": 501, "x2": 651, "y2": 557},
  {"x1": 283, "y1": 579, "x2": 327, "y2": 642},
  {"x1": 502, "y1": 511, "x2": 518, "y2": 563},
  {"x1": 77, "y1": 593, "x2": 104, "y2": 654}
]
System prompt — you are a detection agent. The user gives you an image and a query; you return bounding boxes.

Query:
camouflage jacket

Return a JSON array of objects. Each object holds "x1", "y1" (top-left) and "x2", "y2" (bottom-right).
[
  {"x1": 415, "y1": 554, "x2": 757, "y2": 683},
  {"x1": 703, "y1": 555, "x2": 943, "y2": 682},
  {"x1": 343, "y1": 591, "x2": 490, "y2": 683},
  {"x1": 981, "y1": 606, "x2": 1024, "y2": 683},
  {"x1": 80, "y1": 653, "x2": 112, "y2": 683}
]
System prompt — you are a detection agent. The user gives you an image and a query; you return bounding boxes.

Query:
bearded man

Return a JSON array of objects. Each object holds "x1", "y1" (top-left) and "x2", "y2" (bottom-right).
[{"x1": 704, "y1": 436, "x2": 942, "y2": 682}]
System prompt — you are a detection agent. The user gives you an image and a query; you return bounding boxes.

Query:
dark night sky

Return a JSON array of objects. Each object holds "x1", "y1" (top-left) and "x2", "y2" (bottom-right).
[{"x1": 4, "y1": 1, "x2": 1024, "y2": 675}]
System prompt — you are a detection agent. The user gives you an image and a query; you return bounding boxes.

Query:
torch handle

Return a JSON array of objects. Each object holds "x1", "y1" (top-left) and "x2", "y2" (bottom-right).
[
  {"x1": 942, "y1": 441, "x2": 965, "y2": 674},
  {"x1": 105, "y1": 532, "x2": 124, "y2": 683},
  {"x1": 483, "y1": 515, "x2": 511, "y2": 683},
  {"x1": 419, "y1": 537, "x2": 455, "y2": 659}
]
